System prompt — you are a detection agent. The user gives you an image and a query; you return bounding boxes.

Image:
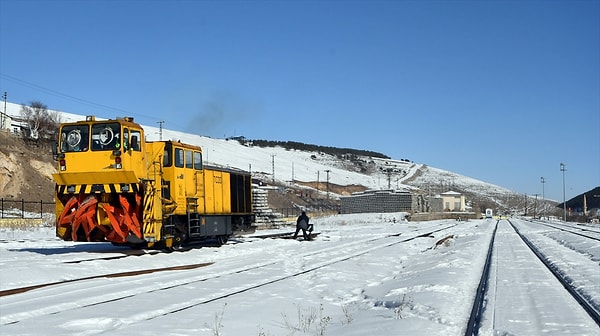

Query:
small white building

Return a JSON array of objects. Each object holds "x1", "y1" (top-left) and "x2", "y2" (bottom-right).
[
  {"x1": 0, "y1": 112, "x2": 12, "y2": 131},
  {"x1": 1, "y1": 102, "x2": 26, "y2": 133},
  {"x1": 432, "y1": 190, "x2": 466, "y2": 212}
]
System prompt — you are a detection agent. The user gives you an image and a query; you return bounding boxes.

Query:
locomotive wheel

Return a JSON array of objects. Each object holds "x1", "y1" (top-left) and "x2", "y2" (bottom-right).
[
  {"x1": 172, "y1": 236, "x2": 183, "y2": 249},
  {"x1": 216, "y1": 235, "x2": 228, "y2": 246}
]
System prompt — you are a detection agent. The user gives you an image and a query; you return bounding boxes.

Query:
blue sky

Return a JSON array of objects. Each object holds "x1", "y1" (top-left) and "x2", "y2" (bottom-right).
[{"x1": 1, "y1": 0, "x2": 598, "y2": 202}]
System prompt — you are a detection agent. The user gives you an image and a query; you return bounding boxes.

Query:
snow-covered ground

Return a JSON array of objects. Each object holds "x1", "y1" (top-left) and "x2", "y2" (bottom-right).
[{"x1": 1, "y1": 214, "x2": 598, "y2": 335}]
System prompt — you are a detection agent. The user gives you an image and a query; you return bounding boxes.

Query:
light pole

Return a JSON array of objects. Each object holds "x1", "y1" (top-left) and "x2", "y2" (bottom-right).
[
  {"x1": 560, "y1": 163, "x2": 567, "y2": 221},
  {"x1": 540, "y1": 177, "x2": 545, "y2": 219}
]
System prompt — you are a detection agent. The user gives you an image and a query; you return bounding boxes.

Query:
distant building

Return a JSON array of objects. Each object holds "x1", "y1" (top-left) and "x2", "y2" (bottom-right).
[
  {"x1": 2, "y1": 102, "x2": 26, "y2": 134},
  {"x1": 0, "y1": 112, "x2": 12, "y2": 131},
  {"x1": 430, "y1": 191, "x2": 466, "y2": 212},
  {"x1": 340, "y1": 189, "x2": 412, "y2": 214},
  {"x1": 1, "y1": 102, "x2": 20, "y2": 131}
]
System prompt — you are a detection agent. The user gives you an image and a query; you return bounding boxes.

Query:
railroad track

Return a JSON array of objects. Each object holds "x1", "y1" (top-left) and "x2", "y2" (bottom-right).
[
  {"x1": 465, "y1": 219, "x2": 498, "y2": 335},
  {"x1": 465, "y1": 219, "x2": 600, "y2": 335},
  {"x1": 525, "y1": 219, "x2": 600, "y2": 241},
  {"x1": 0, "y1": 222, "x2": 447, "y2": 296},
  {"x1": 508, "y1": 219, "x2": 600, "y2": 326},
  {"x1": 0, "y1": 222, "x2": 456, "y2": 329}
]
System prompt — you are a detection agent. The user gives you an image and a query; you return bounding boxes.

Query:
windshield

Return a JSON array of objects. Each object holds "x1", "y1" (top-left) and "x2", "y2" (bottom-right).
[
  {"x1": 91, "y1": 123, "x2": 121, "y2": 151},
  {"x1": 60, "y1": 125, "x2": 90, "y2": 152}
]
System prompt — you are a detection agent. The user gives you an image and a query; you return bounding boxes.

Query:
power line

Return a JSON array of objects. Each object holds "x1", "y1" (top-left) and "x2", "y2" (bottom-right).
[
  {"x1": 0, "y1": 73, "x2": 158, "y2": 122},
  {"x1": 0, "y1": 73, "x2": 206, "y2": 137}
]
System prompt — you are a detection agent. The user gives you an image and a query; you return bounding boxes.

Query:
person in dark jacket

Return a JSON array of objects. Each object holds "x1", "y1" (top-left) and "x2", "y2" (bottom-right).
[{"x1": 293, "y1": 211, "x2": 311, "y2": 240}]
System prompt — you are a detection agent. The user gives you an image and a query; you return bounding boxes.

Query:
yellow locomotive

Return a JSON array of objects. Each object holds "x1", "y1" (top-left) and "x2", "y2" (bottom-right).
[{"x1": 52, "y1": 116, "x2": 254, "y2": 249}]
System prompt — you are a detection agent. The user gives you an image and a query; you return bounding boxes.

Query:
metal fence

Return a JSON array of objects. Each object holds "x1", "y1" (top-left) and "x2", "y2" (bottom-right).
[
  {"x1": 274, "y1": 207, "x2": 340, "y2": 218},
  {"x1": 0, "y1": 200, "x2": 337, "y2": 221},
  {"x1": 0, "y1": 199, "x2": 55, "y2": 219}
]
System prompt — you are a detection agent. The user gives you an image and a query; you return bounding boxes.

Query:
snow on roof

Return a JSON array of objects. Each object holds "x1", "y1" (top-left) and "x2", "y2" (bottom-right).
[{"x1": 440, "y1": 191, "x2": 462, "y2": 196}]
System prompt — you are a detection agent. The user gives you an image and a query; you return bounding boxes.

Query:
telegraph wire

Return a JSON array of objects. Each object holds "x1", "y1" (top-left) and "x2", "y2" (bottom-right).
[
  {"x1": 0, "y1": 73, "x2": 157, "y2": 123},
  {"x1": 0, "y1": 73, "x2": 199, "y2": 135}
]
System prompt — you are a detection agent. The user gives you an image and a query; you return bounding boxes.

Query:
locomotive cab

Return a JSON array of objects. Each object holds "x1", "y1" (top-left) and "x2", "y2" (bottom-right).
[{"x1": 54, "y1": 116, "x2": 146, "y2": 176}]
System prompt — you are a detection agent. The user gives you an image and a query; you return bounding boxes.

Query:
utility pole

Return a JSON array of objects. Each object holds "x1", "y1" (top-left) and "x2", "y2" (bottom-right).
[
  {"x1": 540, "y1": 177, "x2": 546, "y2": 219},
  {"x1": 317, "y1": 171, "x2": 320, "y2": 191},
  {"x1": 560, "y1": 163, "x2": 567, "y2": 221},
  {"x1": 533, "y1": 194, "x2": 539, "y2": 219},
  {"x1": 325, "y1": 169, "x2": 331, "y2": 200},
  {"x1": 1, "y1": 92, "x2": 6, "y2": 129},
  {"x1": 157, "y1": 120, "x2": 164, "y2": 141},
  {"x1": 271, "y1": 154, "x2": 276, "y2": 184}
]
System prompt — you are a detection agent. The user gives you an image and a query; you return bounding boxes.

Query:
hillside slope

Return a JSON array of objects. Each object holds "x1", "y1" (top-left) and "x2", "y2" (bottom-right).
[
  {"x1": 0, "y1": 132, "x2": 56, "y2": 201},
  {"x1": 0, "y1": 113, "x2": 559, "y2": 217}
]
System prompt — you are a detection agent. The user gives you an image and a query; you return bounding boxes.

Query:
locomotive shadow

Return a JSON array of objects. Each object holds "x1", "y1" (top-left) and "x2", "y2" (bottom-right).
[
  {"x1": 9, "y1": 243, "x2": 133, "y2": 256},
  {"x1": 10, "y1": 235, "x2": 247, "y2": 256},
  {"x1": 179, "y1": 237, "x2": 245, "y2": 249}
]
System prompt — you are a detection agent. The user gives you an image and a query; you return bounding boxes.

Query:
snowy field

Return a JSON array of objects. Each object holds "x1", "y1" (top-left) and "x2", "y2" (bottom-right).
[{"x1": 0, "y1": 213, "x2": 598, "y2": 335}]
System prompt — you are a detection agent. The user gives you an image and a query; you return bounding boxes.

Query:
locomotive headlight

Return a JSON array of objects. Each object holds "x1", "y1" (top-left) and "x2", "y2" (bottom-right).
[{"x1": 59, "y1": 159, "x2": 66, "y2": 171}]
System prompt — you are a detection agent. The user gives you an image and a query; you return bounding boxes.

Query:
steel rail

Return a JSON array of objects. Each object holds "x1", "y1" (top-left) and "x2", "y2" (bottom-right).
[
  {"x1": 464, "y1": 220, "x2": 498, "y2": 336},
  {"x1": 1, "y1": 223, "x2": 457, "y2": 326},
  {"x1": 525, "y1": 219, "x2": 600, "y2": 241},
  {"x1": 508, "y1": 219, "x2": 600, "y2": 327}
]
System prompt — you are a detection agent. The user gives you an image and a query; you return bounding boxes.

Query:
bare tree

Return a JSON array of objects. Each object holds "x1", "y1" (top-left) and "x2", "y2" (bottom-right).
[{"x1": 20, "y1": 101, "x2": 62, "y2": 142}]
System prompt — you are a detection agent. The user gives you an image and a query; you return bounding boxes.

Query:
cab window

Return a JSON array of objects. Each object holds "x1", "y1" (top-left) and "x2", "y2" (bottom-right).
[
  {"x1": 60, "y1": 125, "x2": 89, "y2": 152},
  {"x1": 194, "y1": 151, "x2": 202, "y2": 170},
  {"x1": 123, "y1": 128, "x2": 130, "y2": 150},
  {"x1": 130, "y1": 130, "x2": 142, "y2": 151},
  {"x1": 175, "y1": 148, "x2": 184, "y2": 168},
  {"x1": 163, "y1": 143, "x2": 172, "y2": 167},
  {"x1": 91, "y1": 123, "x2": 121, "y2": 151},
  {"x1": 185, "y1": 150, "x2": 193, "y2": 169}
]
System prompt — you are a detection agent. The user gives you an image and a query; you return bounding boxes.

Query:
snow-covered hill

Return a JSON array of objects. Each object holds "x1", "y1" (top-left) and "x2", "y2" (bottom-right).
[
  {"x1": 120, "y1": 114, "x2": 536, "y2": 213},
  {"x1": 4, "y1": 102, "x2": 554, "y2": 214}
]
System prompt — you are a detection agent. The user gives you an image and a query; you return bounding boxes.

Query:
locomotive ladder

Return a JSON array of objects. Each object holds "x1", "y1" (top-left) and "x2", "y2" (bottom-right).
[{"x1": 187, "y1": 198, "x2": 201, "y2": 238}]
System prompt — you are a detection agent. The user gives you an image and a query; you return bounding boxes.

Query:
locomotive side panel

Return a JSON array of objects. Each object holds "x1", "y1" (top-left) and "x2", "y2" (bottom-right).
[
  {"x1": 202, "y1": 169, "x2": 232, "y2": 214},
  {"x1": 203, "y1": 170, "x2": 216, "y2": 213},
  {"x1": 161, "y1": 142, "x2": 205, "y2": 215}
]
